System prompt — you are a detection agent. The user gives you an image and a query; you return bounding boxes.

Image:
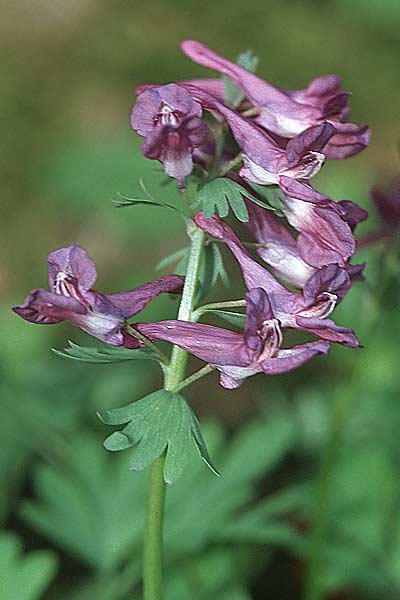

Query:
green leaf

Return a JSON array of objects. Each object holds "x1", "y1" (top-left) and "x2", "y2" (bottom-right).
[
  {"x1": 156, "y1": 246, "x2": 190, "y2": 271},
  {"x1": 196, "y1": 242, "x2": 230, "y2": 302},
  {"x1": 99, "y1": 390, "x2": 219, "y2": 483},
  {"x1": 198, "y1": 309, "x2": 246, "y2": 328},
  {"x1": 196, "y1": 178, "x2": 285, "y2": 223},
  {"x1": 113, "y1": 194, "x2": 175, "y2": 210},
  {"x1": 224, "y1": 50, "x2": 258, "y2": 108},
  {"x1": 53, "y1": 340, "x2": 160, "y2": 363},
  {"x1": 0, "y1": 533, "x2": 57, "y2": 600},
  {"x1": 20, "y1": 432, "x2": 148, "y2": 573},
  {"x1": 113, "y1": 177, "x2": 189, "y2": 215},
  {"x1": 248, "y1": 183, "x2": 285, "y2": 215},
  {"x1": 196, "y1": 178, "x2": 249, "y2": 222}
]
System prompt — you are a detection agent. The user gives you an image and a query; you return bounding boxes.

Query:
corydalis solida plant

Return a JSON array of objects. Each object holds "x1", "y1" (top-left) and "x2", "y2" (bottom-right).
[{"x1": 13, "y1": 39, "x2": 370, "y2": 600}]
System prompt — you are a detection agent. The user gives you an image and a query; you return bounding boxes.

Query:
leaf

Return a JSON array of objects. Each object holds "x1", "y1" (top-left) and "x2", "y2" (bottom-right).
[
  {"x1": 98, "y1": 389, "x2": 219, "y2": 483},
  {"x1": 156, "y1": 246, "x2": 190, "y2": 271},
  {"x1": 196, "y1": 178, "x2": 249, "y2": 222},
  {"x1": 0, "y1": 533, "x2": 57, "y2": 600},
  {"x1": 165, "y1": 415, "x2": 298, "y2": 557},
  {"x1": 113, "y1": 193, "x2": 176, "y2": 211},
  {"x1": 248, "y1": 183, "x2": 285, "y2": 215},
  {"x1": 113, "y1": 178, "x2": 189, "y2": 215},
  {"x1": 196, "y1": 242, "x2": 230, "y2": 302},
  {"x1": 53, "y1": 340, "x2": 160, "y2": 363},
  {"x1": 224, "y1": 50, "x2": 259, "y2": 108},
  {"x1": 196, "y1": 178, "x2": 285, "y2": 223},
  {"x1": 21, "y1": 415, "x2": 299, "y2": 589},
  {"x1": 20, "y1": 432, "x2": 148, "y2": 573},
  {"x1": 197, "y1": 309, "x2": 246, "y2": 328}
]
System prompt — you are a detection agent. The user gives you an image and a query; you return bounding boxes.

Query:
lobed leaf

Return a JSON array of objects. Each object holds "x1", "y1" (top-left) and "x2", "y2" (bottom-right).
[
  {"x1": 53, "y1": 340, "x2": 160, "y2": 363},
  {"x1": 99, "y1": 390, "x2": 218, "y2": 483},
  {"x1": 0, "y1": 533, "x2": 57, "y2": 600}
]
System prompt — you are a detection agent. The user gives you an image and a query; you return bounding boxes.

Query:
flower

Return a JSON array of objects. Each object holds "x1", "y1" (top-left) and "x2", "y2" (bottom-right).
[
  {"x1": 194, "y1": 212, "x2": 360, "y2": 347},
  {"x1": 181, "y1": 40, "x2": 371, "y2": 159},
  {"x1": 278, "y1": 176, "x2": 367, "y2": 268},
  {"x1": 242, "y1": 197, "x2": 365, "y2": 288},
  {"x1": 371, "y1": 177, "x2": 400, "y2": 236},
  {"x1": 131, "y1": 83, "x2": 208, "y2": 186},
  {"x1": 137, "y1": 288, "x2": 329, "y2": 389},
  {"x1": 185, "y1": 83, "x2": 335, "y2": 185},
  {"x1": 13, "y1": 245, "x2": 184, "y2": 347}
]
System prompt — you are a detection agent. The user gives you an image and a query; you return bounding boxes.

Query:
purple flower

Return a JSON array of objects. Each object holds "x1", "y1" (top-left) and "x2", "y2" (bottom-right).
[
  {"x1": 137, "y1": 288, "x2": 329, "y2": 389},
  {"x1": 131, "y1": 83, "x2": 208, "y2": 186},
  {"x1": 185, "y1": 83, "x2": 335, "y2": 185},
  {"x1": 243, "y1": 198, "x2": 365, "y2": 288},
  {"x1": 371, "y1": 177, "x2": 400, "y2": 235},
  {"x1": 194, "y1": 212, "x2": 360, "y2": 348},
  {"x1": 13, "y1": 245, "x2": 184, "y2": 347},
  {"x1": 278, "y1": 176, "x2": 367, "y2": 268},
  {"x1": 181, "y1": 40, "x2": 371, "y2": 159}
]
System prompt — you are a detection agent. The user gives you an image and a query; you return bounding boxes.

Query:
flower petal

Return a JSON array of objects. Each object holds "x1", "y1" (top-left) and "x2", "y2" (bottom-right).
[
  {"x1": 295, "y1": 315, "x2": 360, "y2": 348},
  {"x1": 136, "y1": 320, "x2": 251, "y2": 366},
  {"x1": 105, "y1": 275, "x2": 184, "y2": 319},
  {"x1": 13, "y1": 288, "x2": 86, "y2": 325},
  {"x1": 48, "y1": 245, "x2": 97, "y2": 293},
  {"x1": 260, "y1": 340, "x2": 330, "y2": 374}
]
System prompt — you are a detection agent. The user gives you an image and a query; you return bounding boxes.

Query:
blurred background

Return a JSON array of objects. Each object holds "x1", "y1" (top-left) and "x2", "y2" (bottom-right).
[{"x1": 1, "y1": 1, "x2": 400, "y2": 598}]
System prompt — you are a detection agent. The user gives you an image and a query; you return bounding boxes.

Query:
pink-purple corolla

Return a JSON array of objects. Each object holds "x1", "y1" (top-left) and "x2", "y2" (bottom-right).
[{"x1": 13, "y1": 245, "x2": 184, "y2": 347}]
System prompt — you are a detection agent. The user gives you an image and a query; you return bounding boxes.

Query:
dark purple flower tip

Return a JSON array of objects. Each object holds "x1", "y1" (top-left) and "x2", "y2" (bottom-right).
[
  {"x1": 346, "y1": 262, "x2": 366, "y2": 283},
  {"x1": 295, "y1": 316, "x2": 361, "y2": 348},
  {"x1": 371, "y1": 177, "x2": 400, "y2": 234},
  {"x1": 260, "y1": 340, "x2": 330, "y2": 375},
  {"x1": 285, "y1": 122, "x2": 336, "y2": 167},
  {"x1": 13, "y1": 289, "x2": 86, "y2": 325},
  {"x1": 338, "y1": 200, "x2": 369, "y2": 232},
  {"x1": 323, "y1": 123, "x2": 371, "y2": 160}
]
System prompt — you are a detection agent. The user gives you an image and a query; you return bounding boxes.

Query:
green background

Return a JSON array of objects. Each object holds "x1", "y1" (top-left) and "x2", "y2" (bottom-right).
[{"x1": 1, "y1": 1, "x2": 400, "y2": 598}]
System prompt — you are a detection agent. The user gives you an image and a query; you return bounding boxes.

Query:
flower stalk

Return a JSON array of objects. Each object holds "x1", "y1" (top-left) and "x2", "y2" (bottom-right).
[{"x1": 143, "y1": 221, "x2": 205, "y2": 600}]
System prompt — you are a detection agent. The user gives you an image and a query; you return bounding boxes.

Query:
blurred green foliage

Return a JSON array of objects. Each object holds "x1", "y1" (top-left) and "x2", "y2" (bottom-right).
[{"x1": 1, "y1": 0, "x2": 400, "y2": 598}]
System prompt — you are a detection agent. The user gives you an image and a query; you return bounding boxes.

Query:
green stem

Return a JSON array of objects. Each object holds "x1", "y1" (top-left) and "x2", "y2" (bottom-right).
[
  {"x1": 219, "y1": 152, "x2": 243, "y2": 177},
  {"x1": 142, "y1": 222, "x2": 205, "y2": 600},
  {"x1": 143, "y1": 453, "x2": 167, "y2": 600},
  {"x1": 175, "y1": 364, "x2": 216, "y2": 393},
  {"x1": 208, "y1": 123, "x2": 226, "y2": 180},
  {"x1": 126, "y1": 325, "x2": 169, "y2": 364}
]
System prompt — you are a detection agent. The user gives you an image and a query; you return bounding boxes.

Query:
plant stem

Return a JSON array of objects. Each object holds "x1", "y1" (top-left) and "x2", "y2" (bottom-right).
[
  {"x1": 142, "y1": 222, "x2": 205, "y2": 600},
  {"x1": 219, "y1": 152, "x2": 243, "y2": 177},
  {"x1": 163, "y1": 225, "x2": 205, "y2": 390},
  {"x1": 143, "y1": 452, "x2": 167, "y2": 600},
  {"x1": 174, "y1": 364, "x2": 216, "y2": 393},
  {"x1": 208, "y1": 123, "x2": 226, "y2": 180},
  {"x1": 192, "y1": 299, "x2": 246, "y2": 322}
]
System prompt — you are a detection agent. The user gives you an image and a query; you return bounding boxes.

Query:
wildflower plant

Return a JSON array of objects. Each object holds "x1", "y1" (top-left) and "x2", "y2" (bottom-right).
[{"x1": 13, "y1": 40, "x2": 370, "y2": 600}]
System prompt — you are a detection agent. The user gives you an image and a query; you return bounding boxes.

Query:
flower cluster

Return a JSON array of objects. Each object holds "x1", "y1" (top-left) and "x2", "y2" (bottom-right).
[{"x1": 14, "y1": 40, "x2": 370, "y2": 389}]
